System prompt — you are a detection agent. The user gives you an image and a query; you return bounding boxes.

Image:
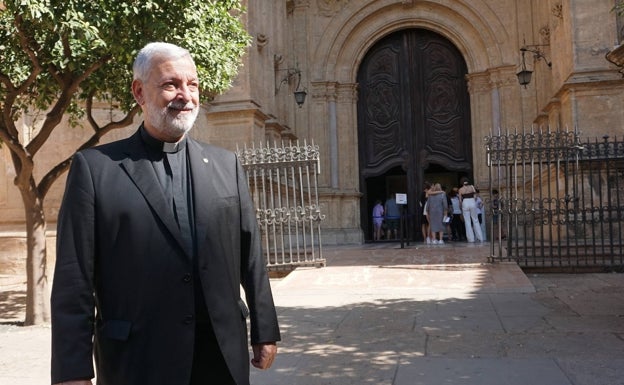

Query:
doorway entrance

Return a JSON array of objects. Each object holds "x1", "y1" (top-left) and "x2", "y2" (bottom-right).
[{"x1": 357, "y1": 29, "x2": 473, "y2": 241}]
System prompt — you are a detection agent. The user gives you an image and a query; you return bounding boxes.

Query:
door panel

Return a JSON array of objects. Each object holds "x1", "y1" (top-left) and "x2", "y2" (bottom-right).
[
  {"x1": 358, "y1": 29, "x2": 472, "y2": 240},
  {"x1": 359, "y1": 38, "x2": 406, "y2": 176}
]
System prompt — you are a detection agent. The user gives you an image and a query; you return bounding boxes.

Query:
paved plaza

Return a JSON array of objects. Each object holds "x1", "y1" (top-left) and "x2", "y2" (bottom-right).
[{"x1": 2, "y1": 242, "x2": 624, "y2": 384}]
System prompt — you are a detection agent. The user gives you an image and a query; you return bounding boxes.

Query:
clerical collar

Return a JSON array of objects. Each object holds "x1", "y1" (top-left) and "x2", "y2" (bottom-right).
[{"x1": 140, "y1": 125, "x2": 187, "y2": 153}]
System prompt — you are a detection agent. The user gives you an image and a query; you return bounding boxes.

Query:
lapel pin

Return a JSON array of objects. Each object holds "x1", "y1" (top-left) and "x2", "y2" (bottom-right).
[{"x1": 203, "y1": 158, "x2": 209, "y2": 163}]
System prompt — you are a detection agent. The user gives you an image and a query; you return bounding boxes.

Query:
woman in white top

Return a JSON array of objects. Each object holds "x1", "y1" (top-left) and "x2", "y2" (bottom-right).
[{"x1": 458, "y1": 177, "x2": 483, "y2": 242}]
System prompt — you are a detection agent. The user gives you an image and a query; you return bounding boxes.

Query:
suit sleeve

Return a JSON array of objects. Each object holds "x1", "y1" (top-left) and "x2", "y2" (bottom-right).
[
  {"x1": 236, "y1": 158, "x2": 281, "y2": 345},
  {"x1": 51, "y1": 152, "x2": 96, "y2": 383}
]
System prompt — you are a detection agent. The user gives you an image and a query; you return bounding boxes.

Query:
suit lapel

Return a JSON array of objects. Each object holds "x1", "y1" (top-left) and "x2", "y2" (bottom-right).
[
  {"x1": 120, "y1": 132, "x2": 190, "y2": 257},
  {"x1": 188, "y1": 138, "x2": 216, "y2": 248}
]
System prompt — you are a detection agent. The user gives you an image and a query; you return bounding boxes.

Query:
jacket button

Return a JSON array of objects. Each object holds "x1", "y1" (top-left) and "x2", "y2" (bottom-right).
[
  {"x1": 184, "y1": 315, "x2": 194, "y2": 324},
  {"x1": 183, "y1": 273, "x2": 192, "y2": 283}
]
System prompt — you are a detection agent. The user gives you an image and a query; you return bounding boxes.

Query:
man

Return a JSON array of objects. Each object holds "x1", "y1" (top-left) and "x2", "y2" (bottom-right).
[
  {"x1": 51, "y1": 42, "x2": 280, "y2": 385},
  {"x1": 384, "y1": 194, "x2": 400, "y2": 240}
]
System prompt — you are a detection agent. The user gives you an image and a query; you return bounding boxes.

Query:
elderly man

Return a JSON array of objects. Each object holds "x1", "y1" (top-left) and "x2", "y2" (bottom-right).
[{"x1": 51, "y1": 42, "x2": 280, "y2": 385}]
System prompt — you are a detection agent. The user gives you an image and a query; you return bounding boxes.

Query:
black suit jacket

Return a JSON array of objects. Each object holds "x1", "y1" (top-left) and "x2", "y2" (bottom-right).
[{"x1": 51, "y1": 129, "x2": 280, "y2": 385}]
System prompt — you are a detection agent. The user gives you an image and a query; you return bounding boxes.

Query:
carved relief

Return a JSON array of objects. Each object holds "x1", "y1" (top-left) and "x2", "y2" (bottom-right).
[
  {"x1": 422, "y1": 43, "x2": 465, "y2": 161},
  {"x1": 318, "y1": 0, "x2": 350, "y2": 17},
  {"x1": 357, "y1": 30, "x2": 471, "y2": 177},
  {"x1": 539, "y1": 26, "x2": 550, "y2": 45},
  {"x1": 273, "y1": 54, "x2": 284, "y2": 68},
  {"x1": 362, "y1": 47, "x2": 403, "y2": 168},
  {"x1": 551, "y1": 3, "x2": 563, "y2": 19},
  {"x1": 256, "y1": 34, "x2": 268, "y2": 51}
]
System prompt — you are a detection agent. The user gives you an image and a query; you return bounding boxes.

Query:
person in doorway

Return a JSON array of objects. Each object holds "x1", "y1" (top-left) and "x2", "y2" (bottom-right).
[
  {"x1": 426, "y1": 183, "x2": 448, "y2": 244},
  {"x1": 420, "y1": 181, "x2": 432, "y2": 243},
  {"x1": 372, "y1": 199, "x2": 385, "y2": 241},
  {"x1": 448, "y1": 187, "x2": 465, "y2": 241},
  {"x1": 51, "y1": 42, "x2": 281, "y2": 385},
  {"x1": 475, "y1": 188, "x2": 483, "y2": 224},
  {"x1": 458, "y1": 177, "x2": 484, "y2": 242},
  {"x1": 384, "y1": 194, "x2": 401, "y2": 240}
]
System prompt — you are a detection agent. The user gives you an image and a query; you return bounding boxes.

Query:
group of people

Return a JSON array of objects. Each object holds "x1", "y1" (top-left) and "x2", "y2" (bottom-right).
[
  {"x1": 420, "y1": 177, "x2": 485, "y2": 244},
  {"x1": 372, "y1": 177, "x2": 490, "y2": 244}
]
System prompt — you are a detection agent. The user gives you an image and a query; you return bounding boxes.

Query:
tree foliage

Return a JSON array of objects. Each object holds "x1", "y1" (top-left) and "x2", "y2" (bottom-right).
[
  {"x1": 0, "y1": 0, "x2": 250, "y2": 123},
  {"x1": 0, "y1": 0, "x2": 251, "y2": 325}
]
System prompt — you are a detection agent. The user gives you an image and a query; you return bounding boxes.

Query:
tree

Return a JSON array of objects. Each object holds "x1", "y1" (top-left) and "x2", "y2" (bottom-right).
[{"x1": 0, "y1": 0, "x2": 251, "y2": 325}]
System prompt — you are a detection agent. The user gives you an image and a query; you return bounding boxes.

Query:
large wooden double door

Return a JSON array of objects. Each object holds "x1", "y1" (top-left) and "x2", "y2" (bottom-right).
[{"x1": 357, "y1": 29, "x2": 472, "y2": 241}]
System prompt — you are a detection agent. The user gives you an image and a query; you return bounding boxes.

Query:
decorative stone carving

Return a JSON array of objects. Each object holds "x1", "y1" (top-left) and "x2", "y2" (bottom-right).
[
  {"x1": 318, "y1": 0, "x2": 349, "y2": 17},
  {"x1": 539, "y1": 26, "x2": 550, "y2": 44},
  {"x1": 256, "y1": 34, "x2": 268, "y2": 51},
  {"x1": 274, "y1": 54, "x2": 284, "y2": 68},
  {"x1": 551, "y1": 3, "x2": 563, "y2": 19}
]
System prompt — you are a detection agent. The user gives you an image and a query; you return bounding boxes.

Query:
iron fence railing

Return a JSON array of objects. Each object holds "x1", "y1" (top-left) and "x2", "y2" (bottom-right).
[
  {"x1": 485, "y1": 128, "x2": 624, "y2": 271},
  {"x1": 236, "y1": 141, "x2": 325, "y2": 270}
]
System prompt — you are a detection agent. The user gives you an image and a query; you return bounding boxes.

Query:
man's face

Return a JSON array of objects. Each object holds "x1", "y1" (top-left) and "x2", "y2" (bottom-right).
[{"x1": 132, "y1": 55, "x2": 200, "y2": 142}]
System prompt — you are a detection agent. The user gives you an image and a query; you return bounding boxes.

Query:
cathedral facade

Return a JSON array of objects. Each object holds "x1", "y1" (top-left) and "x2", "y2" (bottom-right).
[
  {"x1": 206, "y1": 0, "x2": 624, "y2": 244},
  {"x1": 2, "y1": 0, "x2": 624, "y2": 247}
]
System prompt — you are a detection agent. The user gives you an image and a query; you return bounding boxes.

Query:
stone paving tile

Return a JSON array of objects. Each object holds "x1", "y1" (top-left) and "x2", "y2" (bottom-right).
[
  {"x1": 556, "y1": 358, "x2": 624, "y2": 385},
  {"x1": 394, "y1": 357, "x2": 573, "y2": 385},
  {"x1": 502, "y1": 331, "x2": 624, "y2": 358},
  {"x1": 2, "y1": 243, "x2": 624, "y2": 385}
]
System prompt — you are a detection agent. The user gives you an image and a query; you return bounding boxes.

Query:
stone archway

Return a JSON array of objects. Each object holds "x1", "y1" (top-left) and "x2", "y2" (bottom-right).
[
  {"x1": 357, "y1": 28, "x2": 472, "y2": 241},
  {"x1": 306, "y1": 2, "x2": 518, "y2": 244}
]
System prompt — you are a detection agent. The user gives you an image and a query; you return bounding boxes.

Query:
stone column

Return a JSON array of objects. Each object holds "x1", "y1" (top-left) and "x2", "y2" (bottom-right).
[{"x1": 466, "y1": 71, "x2": 494, "y2": 186}]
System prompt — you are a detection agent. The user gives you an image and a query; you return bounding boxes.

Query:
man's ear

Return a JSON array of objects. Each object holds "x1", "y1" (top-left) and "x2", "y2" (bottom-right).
[{"x1": 131, "y1": 79, "x2": 144, "y2": 105}]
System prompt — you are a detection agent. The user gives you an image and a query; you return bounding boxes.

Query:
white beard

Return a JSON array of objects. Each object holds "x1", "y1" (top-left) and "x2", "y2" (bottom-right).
[{"x1": 145, "y1": 100, "x2": 199, "y2": 139}]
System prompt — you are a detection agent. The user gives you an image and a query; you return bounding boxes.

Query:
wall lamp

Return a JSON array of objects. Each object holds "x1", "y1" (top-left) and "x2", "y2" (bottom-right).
[
  {"x1": 516, "y1": 45, "x2": 552, "y2": 87},
  {"x1": 275, "y1": 67, "x2": 307, "y2": 107}
]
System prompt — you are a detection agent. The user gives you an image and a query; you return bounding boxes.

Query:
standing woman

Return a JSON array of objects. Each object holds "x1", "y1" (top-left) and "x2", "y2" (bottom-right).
[
  {"x1": 420, "y1": 181, "x2": 432, "y2": 243},
  {"x1": 458, "y1": 177, "x2": 483, "y2": 242},
  {"x1": 426, "y1": 183, "x2": 448, "y2": 244},
  {"x1": 372, "y1": 199, "x2": 385, "y2": 241}
]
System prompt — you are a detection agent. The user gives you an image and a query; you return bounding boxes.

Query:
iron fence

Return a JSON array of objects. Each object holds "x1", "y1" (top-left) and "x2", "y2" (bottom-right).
[
  {"x1": 236, "y1": 140, "x2": 325, "y2": 270},
  {"x1": 485, "y1": 129, "x2": 624, "y2": 271}
]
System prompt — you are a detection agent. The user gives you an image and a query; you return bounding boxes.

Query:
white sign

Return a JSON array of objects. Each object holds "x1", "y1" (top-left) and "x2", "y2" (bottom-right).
[{"x1": 396, "y1": 193, "x2": 407, "y2": 205}]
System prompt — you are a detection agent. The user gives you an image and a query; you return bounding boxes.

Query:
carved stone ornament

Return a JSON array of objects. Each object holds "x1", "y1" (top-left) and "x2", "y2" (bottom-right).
[
  {"x1": 551, "y1": 3, "x2": 563, "y2": 19},
  {"x1": 274, "y1": 54, "x2": 284, "y2": 68},
  {"x1": 539, "y1": 26, "x2": 550, "y2": 44},
  {"x1": 318, "y1": 0, "x2": 350, "y2": 17},
  {"x1": 256, "y1": 34, "x2": 268, "y2": 51}
]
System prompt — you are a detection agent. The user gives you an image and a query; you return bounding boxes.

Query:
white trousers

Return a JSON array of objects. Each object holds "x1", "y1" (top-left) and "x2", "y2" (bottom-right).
[{"x1": 462, "y1": 198, "x2": 483, "y2": 242}]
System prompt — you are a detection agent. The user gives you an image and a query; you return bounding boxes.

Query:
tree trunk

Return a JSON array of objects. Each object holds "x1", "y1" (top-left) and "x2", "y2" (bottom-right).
[{"x1": 23, "y1": 191, "x2": 51, "y2": 325}]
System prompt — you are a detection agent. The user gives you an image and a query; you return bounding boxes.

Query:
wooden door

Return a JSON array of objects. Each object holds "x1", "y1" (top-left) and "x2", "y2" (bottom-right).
[{"x1": 357, "y1": 29, "x2": 472, "y2": 241}]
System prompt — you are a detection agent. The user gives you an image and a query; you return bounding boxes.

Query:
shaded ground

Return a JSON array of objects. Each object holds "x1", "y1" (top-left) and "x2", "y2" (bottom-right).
[{"x1": 2, "y1": 243, "x2": 624, "y2": 385}]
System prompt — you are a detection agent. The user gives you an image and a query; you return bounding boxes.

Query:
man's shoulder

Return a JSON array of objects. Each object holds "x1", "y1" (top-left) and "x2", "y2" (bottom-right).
[
  {"x1": 79, "y1": 135, "x2": 134, "y2": 156},
  {"x1": 192, "y1": 139, "x2": 231, "y2": 153},
  {"x1": 74, "y1": 131, "x2": 139, "y2": 164},
  {"x1": 188, "y1": 137, "x2": 237, "y2": 159}
]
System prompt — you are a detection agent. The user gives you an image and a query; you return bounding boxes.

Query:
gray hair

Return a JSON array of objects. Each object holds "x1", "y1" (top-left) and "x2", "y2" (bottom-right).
[{"x1": 133, "y1": 42, "x2": 195, "y2": 82}]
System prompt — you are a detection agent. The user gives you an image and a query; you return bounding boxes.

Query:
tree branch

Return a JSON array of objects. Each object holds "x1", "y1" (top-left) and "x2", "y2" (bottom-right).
[
  {"x1": 0, "y1": 72, "x2": 15, "y2": 90},
  {"x1": 37, "y1": 105, "x2": 140, "y2": 198},
  {"x1": 13, "y1": 12, "x2": 45, "y2": 79},
  {"x1": 26, "y1": 54, "x2": 112, "y2": 156}
]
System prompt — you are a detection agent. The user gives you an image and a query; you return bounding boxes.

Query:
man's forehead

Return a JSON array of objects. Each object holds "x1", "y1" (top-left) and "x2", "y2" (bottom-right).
[{"x1": 150, "y1": 56, "x2": 198, "y2": 78}]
